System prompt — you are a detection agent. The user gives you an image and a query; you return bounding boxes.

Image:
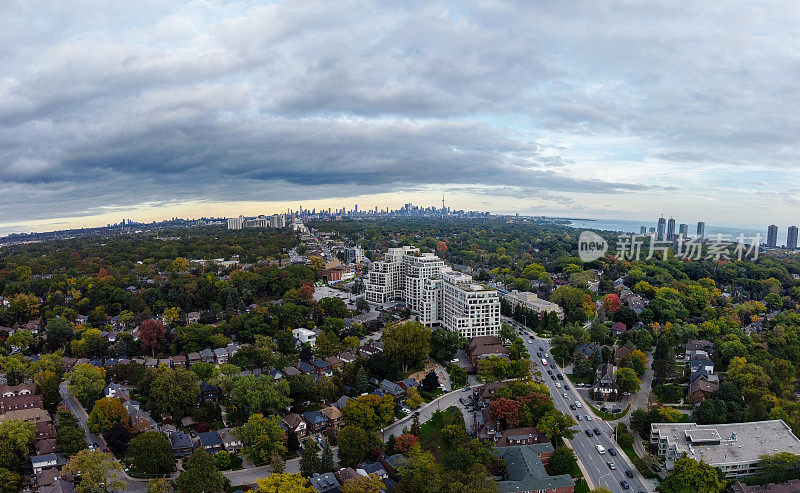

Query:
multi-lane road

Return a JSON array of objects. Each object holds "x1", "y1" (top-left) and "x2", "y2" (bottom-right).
[{"x1": 520, "y1": 333, "x2": 652, "y2": 493}]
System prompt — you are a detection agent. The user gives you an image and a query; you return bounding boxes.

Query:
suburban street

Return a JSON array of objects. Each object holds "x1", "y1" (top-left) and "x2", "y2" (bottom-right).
[
  {"x1": 381, "y1": 388, "x2": 471, "y2": 439},
  {"x1": 521, "y1": 334, "x2": 652, "y2": 493}
]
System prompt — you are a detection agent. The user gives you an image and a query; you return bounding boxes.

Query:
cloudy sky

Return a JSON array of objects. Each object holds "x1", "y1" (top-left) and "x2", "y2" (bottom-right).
[{"x1": 2, "y1": 0, "x2": 800, "y2": 234}]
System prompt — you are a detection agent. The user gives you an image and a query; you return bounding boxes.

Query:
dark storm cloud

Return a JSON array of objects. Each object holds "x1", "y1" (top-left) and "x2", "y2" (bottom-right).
[{"x1": 2, "y1": 0, "x2": 799, "y2": 225}]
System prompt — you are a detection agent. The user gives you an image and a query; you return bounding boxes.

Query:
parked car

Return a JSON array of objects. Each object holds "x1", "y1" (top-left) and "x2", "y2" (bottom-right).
[
  {"x1": 459, "y1": 397, "x2": 469, "y2": 406},
  {"x1": 612, "y1": 408, "x2": 622, "y2": 413}
]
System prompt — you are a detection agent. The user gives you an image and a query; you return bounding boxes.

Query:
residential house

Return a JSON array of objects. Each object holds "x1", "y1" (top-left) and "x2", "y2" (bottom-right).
[
  {"x1": 200, "y1": 382, "x2": 222, "y2": 403},
  {"x1": 469, "y1": 344, "x2": 509, "y2": 365},
  {"x1": 36, "y1": 468, "x2": 71, "y2": 488},
  {"x1": 35, "y1": 438, "x2": 57, "y2": 455},
  {"x1": 493, "y1": 444, "x2": 575, "y2": 493},
  {"x1": 495, "y1": 427, "x2": 549, "y2": 447},
  {"x1": 333, "y1": 396, "x2": 350, "y2": 410},
  {"x1": 337, "y1": 352, "x2": 355, "y2": 364},
  {"x1": 0, "y1": 382, "x2": 35, "y2": 397},
  {"x1": 292, "y1": 328, "x2": 317, "y2": 348},
  {"x1": 0, "y1": 393, "x2": 43, "y2": 413},
  {"x1": 303, "y1": 411, "x2": 327, "y2": 433},
  {"x1": 729, "y1": 479, "x2": 800, "y2": 492},
  {"x1": 690, "y1": 379, "x2": 720, "y2": 404},
  {"x1": 309, "y1": 472, "x2": 341, "y2": 493},
  {"x1": 36, "y1": 422, "x2": 56, "y2": 440},
  {"x1": 686, "y1": 339, "x2": 714, "y2": 357},
  {"x1": 592, "y1": 363, "x2": 619, "y2": 402},
  {"x1": 219, "y1": 428, "x2": 242, "y2": 452},
  {"x1": 172, "y1": 355, "x2": 187, "y2": 368},
  {"x1": 188, "y1": 352, "x2": 201, "y2": 365},
  {"x1": 320, "y1": 406, "x2": 343, "y2": 430},
  {"x1": 379, "y1": 379, "x2": 404, "y2": 400},
  {"x1": 0, "y1": 408, "x2": 51, "y2": 424},
  {"x1": 312, "y1": 359, "x2": 333, "y2": 377},
  {"x1": 213, "y1": 348, "x2": 228, "y2": 364},
  {"x1": 334, "y1": 467, "x2": 359, "y2": 485},
  {"x1": 380, "y1": 453, "x2": 407, "y2": 479},
  {"x1": 324, "y1": 356, "x2": 344, "y2": 371},
  {"x1": 145, "y1": 358, "x2": 158, "y2": 368},
  {"x1": 31, "y1": 453, "x2": 66, "y2": 473},
  {"x1": 200, "y1": 349, "x2": 215, "y2": 364},
  {"x1": 689, "y1": 355, "x2": 715, "y2": 374},
  {"x1": 357, "y1": 461, "x2": 388, "y2": 479},
  {"x1": 474, "y1": 408, "x2": 500, "y2": 441},
  {"x1": 40, "y1": 480, "x2": 75, "y2": 493},
  {"x1": 689, "y1": 368, "x2": 719, "y2": 385},
  {"x1": 573, "y1": 343, "x2": 598, "y2": 359},
  {"x1": 170, "y1": 431, "x2": 194, "y2": 458},
  {"x1": 613, "y1": 346, "x2": 632, "y2": 365},
  {"x1": 284, "y1": 414, "x2": 307, "y2": 438},
  {"x1": 297, "y1": 362, "x2": 315, "y2": 375},
  {"x1": 198, "y1": 431, "x2": 223, "y2": 452},
  {"x1": 129, "y1": 408, "x2": 157, "y2": 434},
  {"x1": 397, "y1": 378, "x2": 419, "y2": 393},
  {"x1": 283, "y1": 366, "x2": 301, "y2": 378},
  {"x1": 611, "y1": 322, "x2": 627, "y2": 337},
  {"x1": 186, "y1": 312, "x2": 201, "y2": 325}
]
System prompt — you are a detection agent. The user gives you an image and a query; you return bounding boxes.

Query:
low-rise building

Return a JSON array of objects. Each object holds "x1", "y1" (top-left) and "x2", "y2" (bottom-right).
[
  {"x1": 503, "y1": 290, "x2": 565, "y2": 320},
  {"x1": 493, "y1": 444, "x2": 575, "y2": 493},
  {"x1": 651, "y1": 420, "x2": 800, "y2": 477},
  {"x1": 592, "y1": 363, "x2": 618, "y2": 402}
]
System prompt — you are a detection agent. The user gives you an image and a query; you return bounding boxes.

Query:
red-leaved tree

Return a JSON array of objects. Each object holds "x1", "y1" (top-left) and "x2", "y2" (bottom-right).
[
  {"x1": 489, "y1": 397, "x2": 522, "y2": 428},
  {"x1": 394, "y1": 433, "x2": 419, "y2": 455},
  {"x1": 602, "y1": 293, "x2": 621, "y2": 314},
  {"x1": 139, "y1": 319, "x2": 165, "y2": 355}
]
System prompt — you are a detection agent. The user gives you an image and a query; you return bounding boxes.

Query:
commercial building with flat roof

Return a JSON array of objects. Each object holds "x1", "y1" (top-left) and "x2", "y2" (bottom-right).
[{"x1": 651, "y1": 420, "x2": 800, "y2": 478}]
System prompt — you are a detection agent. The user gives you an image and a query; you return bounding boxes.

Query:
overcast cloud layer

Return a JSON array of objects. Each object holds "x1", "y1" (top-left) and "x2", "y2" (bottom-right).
[{"x1": 2, "y1": 0, "x2": 800, "y2": 232}]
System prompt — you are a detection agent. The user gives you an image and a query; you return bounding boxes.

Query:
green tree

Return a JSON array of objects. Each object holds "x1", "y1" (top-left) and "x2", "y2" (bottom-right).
[
  {"x1": 129, "y1": 431, "x2": 174, "y2": 475},
  {"x1": 150, "y1": 367, "x2": 201, "y2": 418},
  {"x1": 614, "y1": 367, "x2": 641, "y2": 394},
  {"x1": 430, "y1": 329, "x2": 465, "y2": 362},
  {"x1": 342, "y1": 473, "x2": 387, "y2": 493},
  {"x1": 174, "y1": 449, "x2": 227, "y2": 493},
  {"x1": 233, "y1": 414, "x2": 287, "y2": 465},
  {"x1": 34, "y1": 370, "x2": 61, "y2": 412},
  {"x1": 659, "y1": 457, "x2": 726, "y2": 493},
  {"x1": 383, "y1": 321, "x2": 431, "y2": 373},
  {"x1": 63, "y1": 449, "x2": 126, "y2": 493},
  {"x1": 230, "y1": 375, "x2": 292, "y2": 415},
  {"x1": 343, "y1": 394, "x2": 395, "y2": 430},
  {"x1": 337, "y1": 426, "x2": 382, "y2": 468},
  {"x1": 537, "y1": 409, "x2": 577, "y2": 440},
  {"x1": 87, "y1": 397, "x2": 129, "y2": 435},
  {"x1": 547, "y1": 445, "x2": 577, "y2": 476},
  {"x1": 0, "y1": 467, "x2": 20, "y2": 493},
  {"x1": 320, "y1": 441, "x2": 335, "y2": 473},
  {"x1": 147, "y1": 478, "x2": 173, "y2": 493},
  {"x1": 68, "y1": 363, "x2": 106, "y2": 408},
  {"x1": 405, "y1": 387, "x2": 423, "y2": 409},
  {"x1": 46, "y1": 317, "x2": 75, "y2": 350},
  {"x1": 300, "y1": 439, "x2": 320, "y2": 477},
  {"x1": 56, "y1": 409, "x2": 88, "y2": 456},
  {"x1": 255, "y1": 473, "x2": 314, "y2": 493}
]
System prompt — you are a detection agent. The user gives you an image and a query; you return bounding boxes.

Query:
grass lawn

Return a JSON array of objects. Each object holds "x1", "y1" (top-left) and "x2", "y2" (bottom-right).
[
  {"x1": 588, "y1": 403, "x2": 631, "y2": 420},
  {"x1": 574, "y1": 478, "x2": 590, "y2": 493},
  {"x1": 419, "y1": 406, "x2": 464, "y2": 460},
  {"x1": 567, "y1": 373, "x2": 592, "y2": 385},
  {"x1": 653, "y1": 384, "x2": 686, "y2": 404},
  {"x1": 621, "y1": 444, "x2": 658, "y2": 479}
]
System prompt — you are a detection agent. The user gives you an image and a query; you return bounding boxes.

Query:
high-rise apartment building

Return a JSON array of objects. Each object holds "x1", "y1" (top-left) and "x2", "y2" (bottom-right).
[
  {"x1": 365, "y1": 246, "x2": 500, "y2": 338},
  {"x1": 788, "y1": 226, "x2": 798, "y2": 250},
  {"x1": 767, "y1": 225, "x2": 778, "y2": 247},
  {"x1": 696, "y1": 222, "x2": 705, "y2": 240},
  {"x1": 640, "y1": 226, "x2": 647, "y2": 234},
  {"x1": 657, "y1": 218, "x2": 666, "y2": 240},
  {"x1": 227, "y1": 215, "x2": 244, "y2": 230},
  {"x1": 678, "y1": 224, "x2": 688, "y2": 238},
  {"x1": 667, "y1": 218, "x2": 676, "y2": 241}
]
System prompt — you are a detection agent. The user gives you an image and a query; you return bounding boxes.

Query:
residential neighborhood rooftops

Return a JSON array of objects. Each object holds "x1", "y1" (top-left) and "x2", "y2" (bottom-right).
[{"x1": 493, "y1": 444, "x2": 575, "y2": 492}]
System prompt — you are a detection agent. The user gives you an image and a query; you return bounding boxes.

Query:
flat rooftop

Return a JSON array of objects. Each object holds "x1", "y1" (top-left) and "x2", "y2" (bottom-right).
[{"x1": 652, "y1": 420, "x2": 800, "y2": 466}]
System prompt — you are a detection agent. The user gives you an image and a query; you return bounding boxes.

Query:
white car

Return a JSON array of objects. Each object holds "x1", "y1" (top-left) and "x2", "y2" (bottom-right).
[
  {"x1": 585, "y1": 415, "x2": 592, "y2": 421},
  {"x1": 562, "y1": 393, "x2": 568, "y2": 398},
  {"x1": 555, "y1": 382, "x2": 561, "y2": 388},
  {"x1": 577, "y1": 415, "x2": 582, "y2": 421},
  {"x1": 450, "y1": 358, "x2": 459, "y2": 364}
]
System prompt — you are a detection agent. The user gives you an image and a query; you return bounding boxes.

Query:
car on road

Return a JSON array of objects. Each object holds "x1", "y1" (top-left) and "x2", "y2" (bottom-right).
[
  {"x1": 536, "y1": 352, "x2": 542, "y2": 358},
  {"x1": 595, "y1": 444, "x2": 606, "y2": 454},
  {"x1": 612, "y1": 408, "x2": 622, "y2": 413},
  {"x1": 607, "y1": 461, "x2": 616, "y2": 470},
  {"x1": 585, "y1": 429, "x2": 593, "y2": 437},
  {"x1": 547, "y1": 369, "x2": 553, "y2": 375},
  {"x1": 564, "y1": 385, "x2": 570, "y2": 390},
  {"x1": 593, "y1": 428, "x2": 602, "y2": 436},
  {"x1": 89, "y1": 443, "x2": 99, "y2": 450},
  {"x1": 620, "y1": 480, "x2": 630, "y2": 489},
  {"x1": 625, "y1": 469, "x2": 634, "y2": 478},
  {"x1": 557, "y1": 374, "x2": 564, "y2": 380},
  {"x1": 555, "y1": 382, "x2": 561, "y2": 388},
  {"x1": 539, "y1": 347, "x2": 544, "y2": 352},
  {"x1": 608, "y1": 448, "x2": 616, "y2": 456},
  {"x1": 459, "y1": 398, "x2": 469, "y2": 406},
  {"x1": 570, "y1": 404, "x2": 576, "y2": 410},
  {"x1": 562, "y1": 393, "x2": 567, "y2": 398},
  {"x1": 576, "y1": 414, "x2": 582, "y2": 420},
  {"x1": 575, "y1": 401, "x2": 582, "y2": 408},
  {"x1": 585, "y1": 415, "x2": 592, "y2": 421},
  {"x1": 462, "y1": 386, "x2": 471, "y2": 392},
  {"x1": 550, "y1": 375, "x2": 557, "y2": 380},
  {"x1": 549, "y1": 364, "x2": 555, "y2": 369}
]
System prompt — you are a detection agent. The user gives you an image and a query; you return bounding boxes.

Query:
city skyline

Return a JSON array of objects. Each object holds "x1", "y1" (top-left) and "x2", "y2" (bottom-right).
[{"x1": 4, "y1": 2, "x2": 800, "y2": 234}]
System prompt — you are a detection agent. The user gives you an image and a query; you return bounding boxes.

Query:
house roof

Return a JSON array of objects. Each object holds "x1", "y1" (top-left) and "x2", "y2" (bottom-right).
[
  {"x1": 494, "y1": 444, "x2": 575, "y2": 492},
  {"x1": 303, "y1": 411, "x2": 327, "y2": 425},
  {"x1": 170, "y1": 431, "x2": 193, "y2": 450},
  {"x1": 309, "y1": 472, "x2": 341, "y2": 493},
  {"x1": 320, "y1": 406, "x2": 342, "y2": 421},
  {"x1": 380, "y1": 379, "x2": 404, "y2": 396},
  {"x1": 690, "y1": 379, "x2": 719, "y2": 395},
  {"x1": 284, "y1": 413, "x2": 305, "y2": 428},
  {"x1": 40, "y1": 479, "x2": 75, "y2": 493},
  {"x1": 198, "y1": 431, "x2": 222, "y2": 447}
]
